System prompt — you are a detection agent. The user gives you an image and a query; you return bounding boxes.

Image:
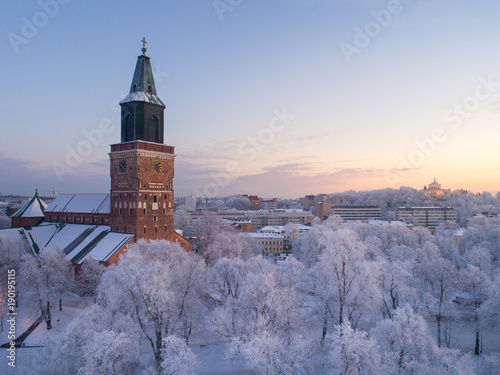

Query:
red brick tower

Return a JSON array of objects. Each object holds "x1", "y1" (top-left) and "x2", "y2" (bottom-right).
[{"x1": 109, "y1": 40, "x2": 187, "y2": 246}]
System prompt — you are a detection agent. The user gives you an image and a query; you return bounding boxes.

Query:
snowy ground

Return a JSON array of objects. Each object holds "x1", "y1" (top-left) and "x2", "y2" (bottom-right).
[{"x1": 1, "y1": 294, "x2": 499, "y2": 374}]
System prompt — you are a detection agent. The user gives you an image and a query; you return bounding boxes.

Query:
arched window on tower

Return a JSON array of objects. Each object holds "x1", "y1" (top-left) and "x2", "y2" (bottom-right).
[
  {"x1": 122, "y1": 113, "x2": 134, "y2": 142},
  {"x1": 149, "y1": 115, "x2": 159, "y2": 142}
]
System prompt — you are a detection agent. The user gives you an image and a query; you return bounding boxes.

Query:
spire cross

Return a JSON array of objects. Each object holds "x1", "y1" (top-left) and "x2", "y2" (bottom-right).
[{"x1": 141, "y1": 37, "x2": 147, "y2": 55}]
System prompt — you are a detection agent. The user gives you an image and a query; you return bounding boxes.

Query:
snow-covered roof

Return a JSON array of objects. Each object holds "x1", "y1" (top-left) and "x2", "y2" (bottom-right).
[
  {"x1": 367, "y1": 220, "x2": 409, "y2": 226},
  {"x1": 243, "y1": 232, "x2": 284, "y2": 239},
  {"x1": 22, "y1": 224, "x2": 133, "y2": 264},
  {"x1": 11, "y1": 191, "x2": 48, "y2": 218},
  {"x1": 45, "y1": 194, "x2": 110, "y2": 214},
  {"x1": 119, "y1": 91, "x2": 165, "y2": 106}
]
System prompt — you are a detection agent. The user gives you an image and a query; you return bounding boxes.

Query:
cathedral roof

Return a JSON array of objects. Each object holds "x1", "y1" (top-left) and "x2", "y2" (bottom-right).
[
  {"x1": 21, "y1": 223, "x2": 134, "y2": 264},
  {"x1": 45, "y1": 194, "x2": 110, "y2": 214},
  {"x1": 12, "y1": 189, "x2": 48, "y2": 218},
  {"x1": 119, "y1": 49, "x2": 165, "y2": 107}
]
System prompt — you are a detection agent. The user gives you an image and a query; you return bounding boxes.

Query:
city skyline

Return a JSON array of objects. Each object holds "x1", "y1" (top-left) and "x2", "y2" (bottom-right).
[{"x1": 2, "y1": 1, "x2": 500, "y2": 198}]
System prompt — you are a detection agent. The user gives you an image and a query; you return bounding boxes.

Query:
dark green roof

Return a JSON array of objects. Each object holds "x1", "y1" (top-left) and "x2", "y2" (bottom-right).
[{"x1": 130, "y1": 55, "x2": 158, "y2": 95}]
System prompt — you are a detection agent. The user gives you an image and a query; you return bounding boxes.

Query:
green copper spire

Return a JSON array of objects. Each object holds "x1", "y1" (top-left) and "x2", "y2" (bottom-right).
[{"x1": 129, "y1": 37, "x2": 158, "y2": 95}]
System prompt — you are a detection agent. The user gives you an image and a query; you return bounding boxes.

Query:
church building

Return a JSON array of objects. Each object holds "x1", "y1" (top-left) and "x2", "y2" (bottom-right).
[{"x1": 3, "y1": 41, "x2": 190, "y2": 266}]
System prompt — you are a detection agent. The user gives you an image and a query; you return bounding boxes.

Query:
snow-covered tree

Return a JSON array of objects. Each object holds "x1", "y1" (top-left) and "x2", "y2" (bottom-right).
[
  {"x1": 98, "y1": 240, "x2": 205, "y2": 370},
  {"x1": 0, "y1": 211, "x2": 10, "y2": 228},
  {"x1": 205, "y1": 229, "x2": 257, "y2": 266},
  {"x1": 378, "y1": 258, "x2": 415, "y2": 319},
  {"x1": 76, "y1": 329, "x2": 137, "y2": 375},
  {"x1": 373, "y1": 305, "x2": 437, "y2": 374},
  {"x1": 160, "y1": 335, "x2": 197, "y2": 375},
  {"x1": 330, "y1": 322, "x2": 381, "y2": 375},
  {"x1": 414, "y1": 242, "x2": 457, "y2": 347},
  {"x1": 238, "y1": 330, "x2": 310, "y2": 375},
  {"x1": 310, "y1": 228, "x2": 381, "y2": 344},
  {"x1": 457, "y1": 265, "x2": 492, "y2": 355},
  {"x1": 38, "y1": 304, "x2": 139, "y2": 375},
  {"x1": 208, "y1": 256, "x2": 310, "y2": 372},
  {"x1": 226, "y1": 195, "x2": 251, "y2": 211},
  {"x1": 19, "y1": 248, "x2": 72, "y2": 329},
  {"x1": 76, "y1": 256, "x2": 105, "y2": 298}
]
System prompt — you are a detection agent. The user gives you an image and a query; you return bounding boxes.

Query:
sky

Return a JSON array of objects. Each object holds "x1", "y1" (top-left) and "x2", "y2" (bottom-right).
[{"x1": 1, "y1": 0, "x2": 500, "y2": 199}]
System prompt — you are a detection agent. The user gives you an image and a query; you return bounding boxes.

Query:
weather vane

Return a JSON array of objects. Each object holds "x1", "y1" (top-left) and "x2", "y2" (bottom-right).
[{"x1": 141, "y1": 37, "x2": 147, "y2": 55}]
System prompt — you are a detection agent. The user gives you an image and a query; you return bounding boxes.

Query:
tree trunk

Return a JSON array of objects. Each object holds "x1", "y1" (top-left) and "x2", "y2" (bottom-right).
[
  {"x1": 474, "y1": 310, "x2": 480, "y2": 356},
  {"x1": 155, "y1": 328, "x2": 163, "y2": 371},
  {"x1": 46, "y1": 301, "x2": 52, "y2": 330},
  {"x1": 437, "y1": 315, "x2": 442, "y2": 347},
  {"x1": 320, "y1": 312, "x2": 328, "y2": 347}
]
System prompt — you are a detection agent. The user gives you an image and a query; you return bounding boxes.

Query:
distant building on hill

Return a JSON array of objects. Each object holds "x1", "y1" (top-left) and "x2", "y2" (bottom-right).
[{"x1": 424, "y1": 178, "x2": 451, "y2": 198}]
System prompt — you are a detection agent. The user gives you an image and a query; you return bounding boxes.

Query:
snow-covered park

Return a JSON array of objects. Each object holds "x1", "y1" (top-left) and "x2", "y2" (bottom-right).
[{"x1": 1, "y1": 211, "x2": 500, "y2": 374}]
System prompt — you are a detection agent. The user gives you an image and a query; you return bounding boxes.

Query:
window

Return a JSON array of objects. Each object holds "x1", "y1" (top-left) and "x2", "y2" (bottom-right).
[
  {"x1": 164, "y1": 194, "x2": 167, "y2": 199},
  {"x1": 143, "y1": 208, "x2": 146, "y2": 215},
  {"x1": 153, "y1": 215, "x2": 158, "y2": 222},
  {"x1": 129, "y1": 208, "x2": 133, "y2": 216},
  {"x1": 120, "y1": 194, "x2": 122, "y2": 200},
  {"x1": 123, "y1": 226, "x2": 126, "y2": 232},
  {"x1": 144, "y1": 226, "x2": 147, "y2": 234},
  {"x1": 119, "y1": 208, "x2": 122, "y2": 215},
  {"x1": 129, "y1": 194, "x2": 132, "y2": 200},
  {"x1": 145, "y1": 195, "x2": 147, "y2": 200},
  {"x1": 164, "y1": 225, "x2": 167, "y2": 232},
  {"x1": 155, "y1": 227, "x2": 158, "y2": 233},
  {"x1": 153, "y1": 195, "x2": 158, "y2": 203}
]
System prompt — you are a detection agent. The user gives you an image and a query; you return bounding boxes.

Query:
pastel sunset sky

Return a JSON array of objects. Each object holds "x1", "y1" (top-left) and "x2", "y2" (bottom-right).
[{"x1": 2, "y1": 0, "x2": 500, "y2": 198}]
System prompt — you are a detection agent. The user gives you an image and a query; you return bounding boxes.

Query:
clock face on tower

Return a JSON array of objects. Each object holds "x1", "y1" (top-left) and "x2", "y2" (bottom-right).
[
  {"x1": 151, "y1": 159, "x2": 162, "y2": 174},
  {"x1": 118, "y1": 159, "x2": 128, "y2": 174}
]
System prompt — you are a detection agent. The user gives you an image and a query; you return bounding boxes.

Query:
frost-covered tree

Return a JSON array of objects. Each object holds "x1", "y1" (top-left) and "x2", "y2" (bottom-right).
[
  {"x1": 160, "y1": 335, "x2": 197, "y2": 375},
  {"x1": 208, "y1": 257, "x2": 310, "y2": 372},
  {"x1": 414, "y1": 241, "x2": 457, "y2": 347},
  {"x1": 76, "y1": 256, "x2": 105, "y2": 298},
  {"x1": 330, "y1": 322, "x2": 381, "y2": 375},
  {"x1": 373, "y1": 305, "x2": 437, "y2": 374},
  {"x1": 378, "y1": 258, "x2": 415, "y2": 319},
  {"x1": 206, "y1": 257, "x2": 250, "y2": 304},
  {"x1": 226, "y1": 195, "x2": 251, "y2": 211},
  {"x1": 38, "y1": 304, "x2": 139, "y2": 375},
  {"x1": 311, "y1": 228, "x2": 381, "y2": 344},
  {"x1": 20, "y1": 248, "x2": 72, "y2": 329},
  {"x1": 98, "y1": 240, "x2": 205, "y2": 370},
  {"x1": 205, "y1": 229, "x2": 257, "y2": 266},
  {"x1": 238, "y1": 330, "x2": 310, "y2": 375},
  {"x1": 0, "y1": 211, "x2": 10, "y2": 228},
  {"x1": 457, "y1": 265, "x2": 492, "y2": 355},
  {"x1": 173, "y1": 205, "x2": 191, "y2": 231},
  {"x1": 76, "y1": 329, "x2": 136, "y2": 375}
]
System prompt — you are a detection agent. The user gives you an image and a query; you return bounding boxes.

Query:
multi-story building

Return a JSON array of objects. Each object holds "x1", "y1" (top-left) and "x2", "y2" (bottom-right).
[
  {"x1": 329, "y1": 206, "x2": 382, "y2": 221},
  {"x1": 248, "y1": 195, "x2": 260, "y2": 210},
  {"x1": 260, "y1": 199, "x2": 278, "y2": 211},
  {"x1": 316, "y1": 202, "x2": 335, "y2": 220},
  {"x1": 395, "y1": 207, "x2": 457, "y2": 231},
  {"x1": 243, "y1": 232, "x2": 284, "y2": 255},
  {"x1": 244, "y1": 209, "x2": 314, "y2": 232}
]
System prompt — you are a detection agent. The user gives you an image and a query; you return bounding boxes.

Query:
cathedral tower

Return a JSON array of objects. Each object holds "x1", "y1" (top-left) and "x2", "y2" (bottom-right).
[{"x1": 109, "y1": 40, "x2": 183, "y2": 244}]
